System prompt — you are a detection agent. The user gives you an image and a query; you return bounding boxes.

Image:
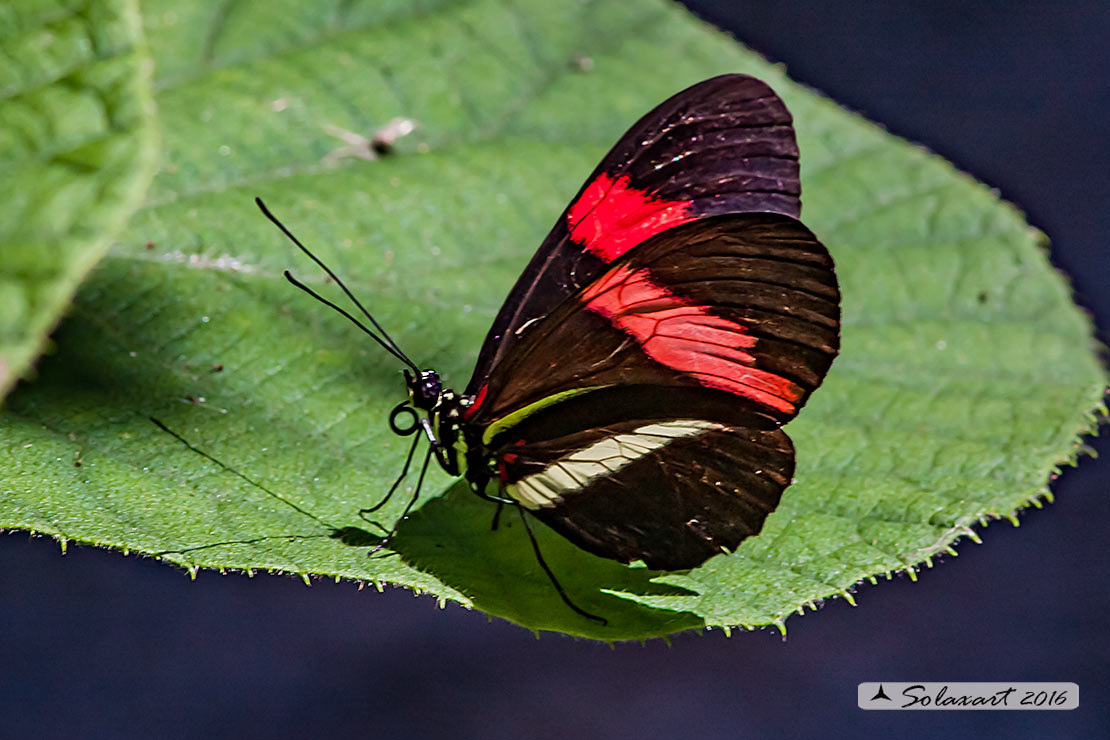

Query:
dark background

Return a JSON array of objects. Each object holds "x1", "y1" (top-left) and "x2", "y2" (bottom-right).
[{"x1": 3, "y1": 3, "x2": 1107, "y2": 738}]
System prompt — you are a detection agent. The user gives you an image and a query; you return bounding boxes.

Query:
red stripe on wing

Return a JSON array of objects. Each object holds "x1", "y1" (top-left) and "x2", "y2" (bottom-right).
[
  {"x1": 567, "y1": 173, "x2": 697, "y2": 262},
  {"x1": 464, "y1": 382, "x2": 489, "y2": 419},
  {"x1": 583, "y1": 264, "x2": 803, "y2": 415}
]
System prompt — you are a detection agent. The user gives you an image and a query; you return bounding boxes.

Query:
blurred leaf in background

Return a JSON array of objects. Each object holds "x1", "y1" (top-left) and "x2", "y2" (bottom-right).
[{"x1": 0, "y1": 0, "x2": 158, "y2": 396}]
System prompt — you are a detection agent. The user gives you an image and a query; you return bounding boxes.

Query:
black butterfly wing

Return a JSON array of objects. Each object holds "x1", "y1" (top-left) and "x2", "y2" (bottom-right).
[
  {"x1": 466, "y1": 213, "x2": 838, "y2": 568},
  {"x1": 456, "y1": 75, "x2": 838, "y2": 568},
  {"x1": 466, "y1": 74, "x2": 802, "y2": 396},
  {"x1": 466, "y1": 213, "x2": 839, "y2": 429},
  {"x1": 489, "y1": 386, "x2": 795, "y2": 570}
]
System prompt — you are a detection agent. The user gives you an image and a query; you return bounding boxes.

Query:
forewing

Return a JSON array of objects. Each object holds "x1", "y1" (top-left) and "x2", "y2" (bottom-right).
[
  {"x1": 466, "y1": 213, "x2": 839, "y2": 428},
  {"x1": 467, "y1": 74, "x2": 801, "y2": 393}
]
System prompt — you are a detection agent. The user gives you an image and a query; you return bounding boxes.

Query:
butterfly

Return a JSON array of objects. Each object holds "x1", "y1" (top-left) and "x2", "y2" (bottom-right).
[{"x1": 260, "y1": 74, "x2": 839, "y2": 618}]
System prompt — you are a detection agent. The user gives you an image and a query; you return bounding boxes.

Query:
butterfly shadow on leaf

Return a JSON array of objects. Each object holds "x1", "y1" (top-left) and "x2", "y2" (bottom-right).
[{"x1": 350, "y1": 479, "x2": 704, "y2": 640}]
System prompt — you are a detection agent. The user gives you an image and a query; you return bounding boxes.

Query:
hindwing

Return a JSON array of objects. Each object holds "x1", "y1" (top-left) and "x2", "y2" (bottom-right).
[{"x1": 487, "y1": 386, "x2": 793, "y2": 569}]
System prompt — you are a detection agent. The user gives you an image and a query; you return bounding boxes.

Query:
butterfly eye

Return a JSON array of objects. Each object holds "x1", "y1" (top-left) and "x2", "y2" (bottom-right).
[{"x1": 415, "y1": 371, "x2": 442, "y2": 409}]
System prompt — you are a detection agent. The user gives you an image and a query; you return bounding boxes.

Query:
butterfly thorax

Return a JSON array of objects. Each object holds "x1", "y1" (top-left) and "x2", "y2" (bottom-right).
[
  {"x1": 399, "y1": 368, "x2": 506, "y2": 501},
  {"x1": 398, "y1": 368, "x2": 473, "y2": 478}
]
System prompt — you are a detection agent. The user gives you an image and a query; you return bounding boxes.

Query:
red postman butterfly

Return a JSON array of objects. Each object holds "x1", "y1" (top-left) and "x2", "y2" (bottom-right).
[{"x1": 260, "y1": 74, "x2": 839, "y2": 617}]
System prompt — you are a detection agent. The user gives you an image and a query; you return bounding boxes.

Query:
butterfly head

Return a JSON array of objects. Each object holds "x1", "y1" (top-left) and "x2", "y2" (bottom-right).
[{"x1": 404, "y1": 368, "x2": 443, "y2": 412}]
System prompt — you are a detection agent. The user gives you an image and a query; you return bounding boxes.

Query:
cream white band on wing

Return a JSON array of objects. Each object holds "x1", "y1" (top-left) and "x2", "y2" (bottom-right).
[{"x1": 506, "y1": 420, "x2": 723, "y2": 510}]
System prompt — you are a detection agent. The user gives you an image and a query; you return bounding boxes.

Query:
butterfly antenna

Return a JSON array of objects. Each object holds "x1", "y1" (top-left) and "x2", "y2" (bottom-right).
[
  {"x1": 282, "y1": 270, "x2": 417, "y2": 371},
  {"x1": 517, "y1": 507, "x2": 608, "y2": 626},
  {"x1": 255, "y1": 197, "x2": 419, "y2": 372}
]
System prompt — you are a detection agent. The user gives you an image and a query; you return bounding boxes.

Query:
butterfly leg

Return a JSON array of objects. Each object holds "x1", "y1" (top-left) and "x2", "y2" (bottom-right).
[
  {"x1": 489, "y1": 501, "x2": 505, "y2": 531},
  {"x1": 366, "y1": 443, "x2": 434, "y2": 556},
  {"x1": 517, "y1": 507, "x2": 607, "y2": 626},
  {"x1": 358, "y1": 431, "x2": 422, "y2": 532}
]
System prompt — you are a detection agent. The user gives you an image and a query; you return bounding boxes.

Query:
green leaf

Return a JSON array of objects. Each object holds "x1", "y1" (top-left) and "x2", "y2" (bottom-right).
[
  {"x1": 0, "y1": 0, "x2": 1104, "y2": 640},
  {"x1": 0, "y1": 0, "x2": 158, "y2": 397}
]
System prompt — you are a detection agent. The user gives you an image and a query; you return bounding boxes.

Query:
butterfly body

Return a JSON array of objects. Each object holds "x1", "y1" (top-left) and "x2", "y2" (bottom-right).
[{"x1": 379, "y1": 74, "x2": 840, "y2": 572}]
